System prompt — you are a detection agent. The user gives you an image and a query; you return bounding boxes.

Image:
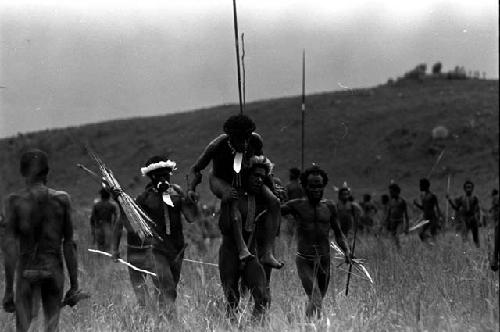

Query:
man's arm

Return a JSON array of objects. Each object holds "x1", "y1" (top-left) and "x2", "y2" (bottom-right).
[
  {"x1": 60, "y1": 193, "x2": 78, "y2": 292},
  {"x1": 172, "y1": 185, "x2": 201, "y2": 223},
  {"x1": 413, "y1": 199, "x2": 423, "y2": 210},
  {"x1": 2, "y1": 195, "x2": 18, "y2": 312},
  {"x1": 189, "y1": 134, "x2": 226, "y2": 192},
  {"x1": 111, "y1": 203, "x2": 126, "y2": 259},
  {"x1": 280, "y1": 200, "x2": 295, "y2": 216},
  {"x1": 433, "y1": 194, "x2": 442, "y2": 218},
  {"x1": 327, "y1": 202, "x2": 350, "y2": 256},
  {"x1": 403, "y1": 200, "x2": 410, "y2": 233},
  {"x1": 90, "y1": 205, "x2": 97, "y2": 245},
  {"x1": 446, "y1": 195, "x2": 459, "y2": 211}
]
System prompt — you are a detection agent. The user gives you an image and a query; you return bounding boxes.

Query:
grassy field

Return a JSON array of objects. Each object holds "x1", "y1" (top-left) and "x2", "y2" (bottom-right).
[
  {"x1": 0, "y1": 77, "x2": 498, "y2": 330},
  {"x1": 0, "y1": 212, "x2": 498, "y2": 331}
]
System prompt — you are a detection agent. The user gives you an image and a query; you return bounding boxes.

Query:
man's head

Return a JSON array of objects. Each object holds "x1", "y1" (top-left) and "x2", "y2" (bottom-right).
[
  {"x1": 141, "y1": 155, "x2": 177, "y2": 192},
  {"x1": 363, "y1": 194, "x2": 371, "y2": 202},
  {"x1": 223, "y1": 114, "x2": 256, "y2": 152},
  {"x1": 419, "y1": 178, "x2": 430, "y2": 192},
  {"x1": 246, "y1": 156, "x2": 272, "y2": 194},
  {"x1": 20, "y1": 149, "x2": 49, "y2": 182},
  {"x1": 289, "y1": 167, "x2": 301, "y2": 181},
  {"x1": 389, "y1": 183, "x2": 401, "y2": 198},
  {"x1": 99, "y1": 188, "x2": 111, "y2": 200},
  {"x1": 463, "y1": 180, "x2": 474, "y2": 195},
  {"x1": 492, "y1": 189, "x2": 499, "y2": 197},
  {"x1": 381, "y1": 194, "x2": 389, "y2": 205},
  {"x1": 300, "y1": 165, "x2": 328, "y2": 203}
]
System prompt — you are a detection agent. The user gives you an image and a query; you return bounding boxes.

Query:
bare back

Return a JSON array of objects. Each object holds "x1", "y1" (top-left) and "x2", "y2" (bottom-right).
[{"x1": 9, "y1": 185, "x2": 71, "y2": 262}]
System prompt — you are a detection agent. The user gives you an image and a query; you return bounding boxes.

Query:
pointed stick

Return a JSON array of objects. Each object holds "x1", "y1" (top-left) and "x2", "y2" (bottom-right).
[
  {"x1": 232, "y1": 0, "x2": 243, "y2": 114},
  {"x1": 241, "y1": 33, "x2": 246, "y2": 112},
  {"x1": 445, "y1": 174, "x2": 451, "y2": 222},
  {"x1": 301, "y1": 49, "x2": 306, "y2": 170}
]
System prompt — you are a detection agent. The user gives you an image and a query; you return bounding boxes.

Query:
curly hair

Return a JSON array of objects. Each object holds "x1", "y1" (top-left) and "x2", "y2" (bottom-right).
[
  {"x1": 223, "y1": 114, "x2": 256, "y2": 137},
  {"x1": 300, "y1": 165, "x2": 328, "y2": 188},
  {"x1": 463, "y1": 179, "x2": 474, "y2": 189},
  {"x1": 289, "y1": 167, "x2": 301, "y2": 180},
  {"x1": 419, "y1": 178, "x2": 430, "y2": 190},
  {"x1": 20, "y1": 149, "x2": 49, "y2": 178},
  {"x1": 389, "y1": 183, "x2": 401, "y2": 194},
  {"x1": 249, "y1": 155, "x2": 273, "y2": 175}
]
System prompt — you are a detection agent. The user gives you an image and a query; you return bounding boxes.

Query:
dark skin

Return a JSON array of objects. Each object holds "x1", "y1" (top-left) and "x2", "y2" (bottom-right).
[
  {"x1": 281, "y1": 175, "x2": 350, "y2": 257},
  {"x1": 281, "y1": 174, "x2": 351, "y2": 318},
  {"x1": 2, "y1": 173, "x2": 79, "y2": 332},
  {"x1": 112, "y1": 167, "x2": 200, "y2": 309},
  {"x1": 219, "y1": 166, "x2": 271, "y2": 318},
  {"x1": 188, "y1": 130, "x2": 282, "y2": 268},
  {"x1": 385, "y1": 188, "x2": 410, "y2": 248}
]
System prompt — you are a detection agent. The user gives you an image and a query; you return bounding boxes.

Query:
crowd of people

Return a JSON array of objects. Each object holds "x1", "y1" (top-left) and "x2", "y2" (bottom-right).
[{"x1": 1, "y1": 114, "x2": 498, "y2": 331}]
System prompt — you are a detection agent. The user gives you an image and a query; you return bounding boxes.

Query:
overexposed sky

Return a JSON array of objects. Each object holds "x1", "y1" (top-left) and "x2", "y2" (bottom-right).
[{"x1": 0, "y1": 0, "x2": 498, "y2": 137}]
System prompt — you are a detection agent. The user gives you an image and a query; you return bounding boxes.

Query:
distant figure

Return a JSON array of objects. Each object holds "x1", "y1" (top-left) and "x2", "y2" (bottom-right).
[
  {"x1": 414, "y1": 178, "x2": 442, "y2": 244},
  {"x1": 384, "y1": 184, "x2": 409, "y2": 248},
  {"x1": 112, "y1": 155, "x2": 200, "y2": 315},
  {"x1": 285, "y1": 168, "x2": 304, "y2": 201},
  {"x1": 90, "y1": 188, "x2": 118, "y2": 251},
  {"x1": 378, "y1": 194, "x2": 390, "y2": 235},
  {"x1": 2, "y1": 149, "x2": 84, "y2": 332},
  {"x1": 281, "y1": 165, "x2": 351, "y2": 319},
  {"x1": 359, "y1": 194, "x2": 377, "y2": 233},
  {"x1": 446, "y1": 180, "x2": 481, "y2": 247},
  {"x1": 490, "y1": 189, "x2": 499, "y2": 271},
  {"x1": 336, "y1": 185, "x2": 361, "y2": 240}
]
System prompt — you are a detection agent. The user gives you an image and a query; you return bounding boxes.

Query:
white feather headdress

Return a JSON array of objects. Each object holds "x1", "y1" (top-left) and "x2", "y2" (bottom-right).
[{"x1": 140, "y1": 160, "x2": 177, "y2": 176}]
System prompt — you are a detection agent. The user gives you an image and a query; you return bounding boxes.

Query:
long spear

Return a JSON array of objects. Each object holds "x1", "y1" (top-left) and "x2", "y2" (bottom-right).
[
  {"x1": 301, "y1": 49, "x2": 306, "y2": 170},
  {"x1": 241, "y1": 33, "x2": 246, "y2": 112},
  {"x1": 445, "y1": 174, "x2": 451, "y2": 222},
  {"x1": 232, "y1": 0, "x2": 243, "y2": 114}
]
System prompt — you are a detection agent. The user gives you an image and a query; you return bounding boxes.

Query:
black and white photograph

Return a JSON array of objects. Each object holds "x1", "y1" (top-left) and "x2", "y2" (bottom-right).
[{"x1": 0, "y1": 0, "x2": 498, "y2": 330}]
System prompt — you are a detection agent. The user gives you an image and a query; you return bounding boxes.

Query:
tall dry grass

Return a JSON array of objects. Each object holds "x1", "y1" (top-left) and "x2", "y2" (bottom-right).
[{"x1": 1, "y1": 212, "x2": 498, "y2": 331}]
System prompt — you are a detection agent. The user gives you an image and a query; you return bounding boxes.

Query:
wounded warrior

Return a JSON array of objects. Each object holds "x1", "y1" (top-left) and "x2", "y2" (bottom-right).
[
  {"x1": 281, "y1": 165, "x2": 351, "y2": 319},
  {"x1": 188, "y1": 114, "x2": 283, "y2": 268},
  {"x1": 111, "y1": 156, "x2": 200, "y2": 315},
  {"x1": 2, "y1": 149, "x2": 85, "y2": 332}
]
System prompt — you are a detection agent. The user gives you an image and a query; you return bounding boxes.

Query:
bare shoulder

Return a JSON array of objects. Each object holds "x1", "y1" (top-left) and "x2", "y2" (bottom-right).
[
  {"x1": 49, "y1": 189, "x2": 71, "y2": 206},
  {"x1": 4, "y1": 192, "x2": 22, "y2": 207}
]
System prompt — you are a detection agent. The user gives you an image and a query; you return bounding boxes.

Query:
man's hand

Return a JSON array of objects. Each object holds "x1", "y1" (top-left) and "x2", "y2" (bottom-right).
[
  {"x1": 187, "y1": 190, "x2": 199, "y2": 204},
  {"x1": 62, "y1": 288, "x2": 90, "y2": 307},
  {"x1": 221, "y1": 188, "x2": 238, "y2": 203},
  {"x1": 110, "y1": 187, "x2": 124, "y2": 202},
  {"x1": 345, "y1": 251, "x2": 354, "y2": 265},
  {"x1": 111, "y1": 250, "x2": 120, "y2": 262},
  {"x1": 2, "y1": 293, "x2": 15, "y2": 313}
]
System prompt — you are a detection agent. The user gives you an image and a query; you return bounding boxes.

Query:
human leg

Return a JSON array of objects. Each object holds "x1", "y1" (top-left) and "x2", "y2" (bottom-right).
[
  {"x1": 127, "y1": 247, "x2": 152, "y2": 307},
  {"x1": 219, "y1": 236, "x2": 241, "y2": 317},
  {"x1": 296, "y1": 255, "x2": 322, "y2": 318},
  {"x1": 41, "y1": 268, "x2": 64, "y2": 332},
  {"x1": 259, "y1": 186, "x2": 283, "y2": 269}
]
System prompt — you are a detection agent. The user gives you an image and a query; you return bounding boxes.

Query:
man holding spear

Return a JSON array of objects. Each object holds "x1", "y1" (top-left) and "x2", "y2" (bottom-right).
[
  {"x1": 111, "y1": 155, "x2": 200, "y2": 314},
  {"x1": 281, "y1": 165, "x2": 351, "y2": 318},
  {"x1": 414, "y1": 178, "x2": 443, "y2": 244}
]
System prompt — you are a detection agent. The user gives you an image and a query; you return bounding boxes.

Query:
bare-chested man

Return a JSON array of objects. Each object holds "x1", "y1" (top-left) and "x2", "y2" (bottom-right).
[
  {"x1": 281, "y1": 165, "x2": 351, "y2": 319},
  {"x1": 414, "y1": 178, "x2": 442, "y2": 243},
  {"x1": 90, "y1": 188, "x2": 118, "y2": 251},
  {"x1": 336, "y1": 186, "x2": 361, "y2": 241},
  {"x1": 2, "y1": 149, "x2": 83, "y2": 332},
  {"x1": 384, "y1": 183, "x2": 409, "y2": 248},
  {"x1": 359, "y1": 194, "x2": 377, "y2": 233},
  {"x1": 446, "y1": 180, "x2": 481, "y2": 247},
  {"x1": 112, "y1": 156, "x2": 200, "y2": 314},
  {"x1": 220, "y1": 156, "x2": 275, "y2": 319},
  {"x1": 188, "y1": 114, "x2": 282, "y2": 268}
]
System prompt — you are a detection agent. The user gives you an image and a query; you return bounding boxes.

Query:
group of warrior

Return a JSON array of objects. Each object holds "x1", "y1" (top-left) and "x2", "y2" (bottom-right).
[{"x1": 1, "y1": 114, "x2": 499, "y2": 331}]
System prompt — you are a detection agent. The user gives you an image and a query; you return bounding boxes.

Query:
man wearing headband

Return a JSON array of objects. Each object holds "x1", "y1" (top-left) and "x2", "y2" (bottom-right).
[
  {"x1": 112, "y1": 155, "x2": 200, "y2": 316},
  {"x1": 188, "y1": 114, "x2": 283, "y2": 269}
]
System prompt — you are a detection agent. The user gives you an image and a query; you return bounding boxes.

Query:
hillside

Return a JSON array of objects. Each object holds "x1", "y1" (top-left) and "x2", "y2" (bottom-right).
[{"x1": 0, "y1": 79, "x2": 498, "y2": 210}]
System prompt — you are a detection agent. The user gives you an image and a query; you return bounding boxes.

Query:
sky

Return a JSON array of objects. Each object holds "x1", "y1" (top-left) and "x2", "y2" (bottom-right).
[{"x1": 0, "y1": 0, "x2": 498, "y2": 138}]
